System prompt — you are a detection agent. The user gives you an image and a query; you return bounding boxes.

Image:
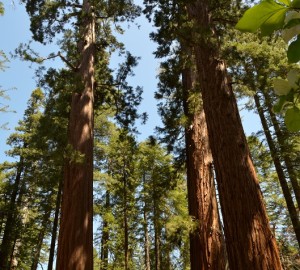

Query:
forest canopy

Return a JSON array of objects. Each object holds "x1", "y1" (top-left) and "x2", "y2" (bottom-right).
[{"x1": 0, "y1": 0, "x2": 299, "y2": 269}]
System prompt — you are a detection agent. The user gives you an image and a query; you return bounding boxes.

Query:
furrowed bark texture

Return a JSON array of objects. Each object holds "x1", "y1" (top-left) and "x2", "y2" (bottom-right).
[
  {"x1": 186, "y1": 1, "x2": 282, "y2": 269},
  {"x1": 56, "y1": 0, "x2": 95, "y2": 269},
  {"x1": 182, "y1": 67, "x2": 226, "y2": 270}
]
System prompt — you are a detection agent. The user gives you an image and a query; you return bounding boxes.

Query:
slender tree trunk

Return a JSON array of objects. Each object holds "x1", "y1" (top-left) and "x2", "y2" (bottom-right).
[
  {"x1": 56, "y1": 0, "x2": 95, "y2": 269},
  {"x1": 164, "y1": 243, "x2": 172, "y2": 270},
  {"x1": 144, "y1": 218, "x2": 151, "y2": 270},
  {"x1": 48, "y1": 177, "x2": 62, "y2": 270},
  {"x1": 143, "y1": 209, "x2": 151, "y2": 270},
  {"x1": 182, "y1": 66, "x2": 227, "y2": 270},
  {"x1": 31, "y1": 208, "x2": 52, "y2": 270},
  {"x1": 0, "y1": 210, "x2": 4, "y2": 236},
  {"x1": 10, "y1": 190, "x2": 29, "y2": 270},
  {"x1": 143, "y1": 174, "x2": 151, "y2": 270},
  {"x1": 100, "y1": 191, "x2": 110, "y2": 270},
  {"x1": 254, "y1": 93, "x2": 300, "y2": 246},
  {"x1": 123, "y1": 170, "x2": 129, "y2": 270},
  {"x1": 153, "y1": 205, "x2": 161, "y2": 270},
  {"x1": 186, "y1": 1, "x2": 282, "y2": 269},
  {"x1": 9, "y1": 237, "x2": 18, "y2": 270},
  {"x1": 0, "y1": 157, "x2": 24, "y2": 270},
  {"x1": 262, "y1": 90, "x2": 300, "y2": 209}
]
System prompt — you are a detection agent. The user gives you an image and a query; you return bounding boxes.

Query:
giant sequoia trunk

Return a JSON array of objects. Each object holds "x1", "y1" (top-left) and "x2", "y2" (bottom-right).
[
  {"x1": 254, "y1": 93, "x2": 300, "y2": 246},
  {"x1": 186, "y1": 1, "x2": 282, "y2": 269},
  {"x1": 182, "y1": 67, "x2": 226, "y2": 270},
  {"x1": 56, "y1": 0, "x2": 95, "y2": 269}
]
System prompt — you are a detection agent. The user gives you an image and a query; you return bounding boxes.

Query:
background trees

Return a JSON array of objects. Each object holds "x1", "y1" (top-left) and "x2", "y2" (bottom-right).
[{"x1": 0, "y1": 0, "x2": 300, "y2": 269}]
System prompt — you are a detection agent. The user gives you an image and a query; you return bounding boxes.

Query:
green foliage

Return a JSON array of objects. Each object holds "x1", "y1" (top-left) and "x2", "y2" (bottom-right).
[
  {"x1": 236, "y1": 0, "x2": 300, "y2": 131},
  {"x1": 93, "y1": 127, "x2": 190, "y2": 269},
  {"x1": 285, "y1": 106, "x2": 300, "y2": 130},
  {"x1": 64, "y1": 144, "x2": 86, "y2": 164},
  {"x1": 0, "y1": 1, "x2": 4, "y2": 15},
  {"x1": 236, "y1": 0, "x2": 288, "y2": 35},
  {"x1": 287, "y1": 34, "x2": 300, "y2": 62},
  {"x1": 0, "y1": 74, "x2": 70, "y2": 267},
  {"x1": 0, "y1": 50, "x2": 14, "y2": 128}
]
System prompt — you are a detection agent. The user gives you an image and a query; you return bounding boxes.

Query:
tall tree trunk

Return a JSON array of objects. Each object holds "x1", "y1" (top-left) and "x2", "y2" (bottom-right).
[
  {"x1": 153, "y1": 205, "x2": 161, "y2": 270},
  {"x1": 48, "y1": 177, "x2": 63, "y2": 270},
  {"x1": 123, "y1": 171, "x2": 129, "y2": 270},
  {"x1": 186, "y1": 1, "x2": 282, "y2": 269},
  {"x1": 143, "y1": 209, "x2": 151, "y2": 270},
  {"x1": 9, "y1": 237, "x2": 19, "y2": 270},
  {"x1": 56, "y1": 0, "x2": 95, "y2": 269},
  {"x1": 31, "y1": 208, "x2": 52, "y2": 270},
  {"x1": 254, "y1": 93, "x2": 300, "y2": 246},
  {"x1": 143, "y1": 174, "x2": 151, "y2": 270},
  {"x1": 0, "y1": 157, "x2": 24, "y2": 270},
  {"x1": 262, "y1": 90, "x2": 300, "y2": 209},
  {"x1": 182, "y1": 66, "x2": 227, "y2": 270},
  {"x1": 100, "y1": 191, "x2": 110, "y2": 270},
  {"x1": 10, "y1": 189, "x2": 29, "y2": 270}
]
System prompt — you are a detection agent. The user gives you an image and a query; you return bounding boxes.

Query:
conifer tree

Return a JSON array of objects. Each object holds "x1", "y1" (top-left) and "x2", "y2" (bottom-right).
[
  {"x1": 0, "y1": 88, "x2": 45, "y2": 269},
  {"x1": 19, "y1": 0, "x2": 141, "y2": 268},
  {"x1": 224, "y1": 33, "x2": 300, "y2": 246},
  {"x1": 185, "y1": 0, "x2": 282, "y2": 268},
  {"x1": 144, "y1": 1, "x2": 226, "y2": 268},
  {"x1": 248, "y1": 135, "x2": 300, "y2": 268}
]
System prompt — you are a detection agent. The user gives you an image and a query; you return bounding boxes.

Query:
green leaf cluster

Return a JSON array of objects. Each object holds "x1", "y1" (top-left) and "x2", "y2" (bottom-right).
[
  {"x1": 0, "y1": 2, "x2": 4, "y2": 15},
  {"x1": 236, "y1": 0, "x2": 300, "y2": 131}
]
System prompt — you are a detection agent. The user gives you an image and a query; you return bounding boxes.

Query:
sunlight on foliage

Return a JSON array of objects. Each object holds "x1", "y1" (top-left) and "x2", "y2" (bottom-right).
[{"x1": 236, "y1": 0, "x2": 300, "y2": 131}]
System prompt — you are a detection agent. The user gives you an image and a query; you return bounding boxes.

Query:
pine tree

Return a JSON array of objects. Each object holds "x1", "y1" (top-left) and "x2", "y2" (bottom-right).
[{"x1": 0, "y1": 89, "x2": 45, "y2": 269}]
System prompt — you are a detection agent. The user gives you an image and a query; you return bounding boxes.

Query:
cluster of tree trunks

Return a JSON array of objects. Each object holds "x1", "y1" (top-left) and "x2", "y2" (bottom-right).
[{"x1": 185, "y1": 1, "x2": 282, "y2": 269}]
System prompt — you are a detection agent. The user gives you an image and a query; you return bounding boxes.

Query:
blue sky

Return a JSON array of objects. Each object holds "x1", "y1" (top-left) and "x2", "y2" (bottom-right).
[{"x1": 0, "y1": 1, "x2": 261, "y2": 163}]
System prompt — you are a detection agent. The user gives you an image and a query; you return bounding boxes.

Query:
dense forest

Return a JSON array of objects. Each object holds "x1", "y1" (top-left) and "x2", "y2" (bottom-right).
[{"x1": 0, "y1": 0, "x2": 300, "y2": 269}]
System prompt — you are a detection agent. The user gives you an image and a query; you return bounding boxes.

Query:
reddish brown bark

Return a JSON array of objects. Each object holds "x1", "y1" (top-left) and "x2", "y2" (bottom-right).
[
  {"x1": 182, "y1": 66, "x2": 227, "y2": 270},
  {"x1": 56, "y1": 0, "x2": 95, "y2": 269},
  {"x1": 186, "y1": 1, "x2": 282, "y2": 269}
]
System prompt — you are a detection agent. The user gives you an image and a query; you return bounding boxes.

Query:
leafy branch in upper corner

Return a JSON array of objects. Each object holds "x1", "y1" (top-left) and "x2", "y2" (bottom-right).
[{"x1": 236, "y1": 0, "x2": 300, "y2": 131}]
